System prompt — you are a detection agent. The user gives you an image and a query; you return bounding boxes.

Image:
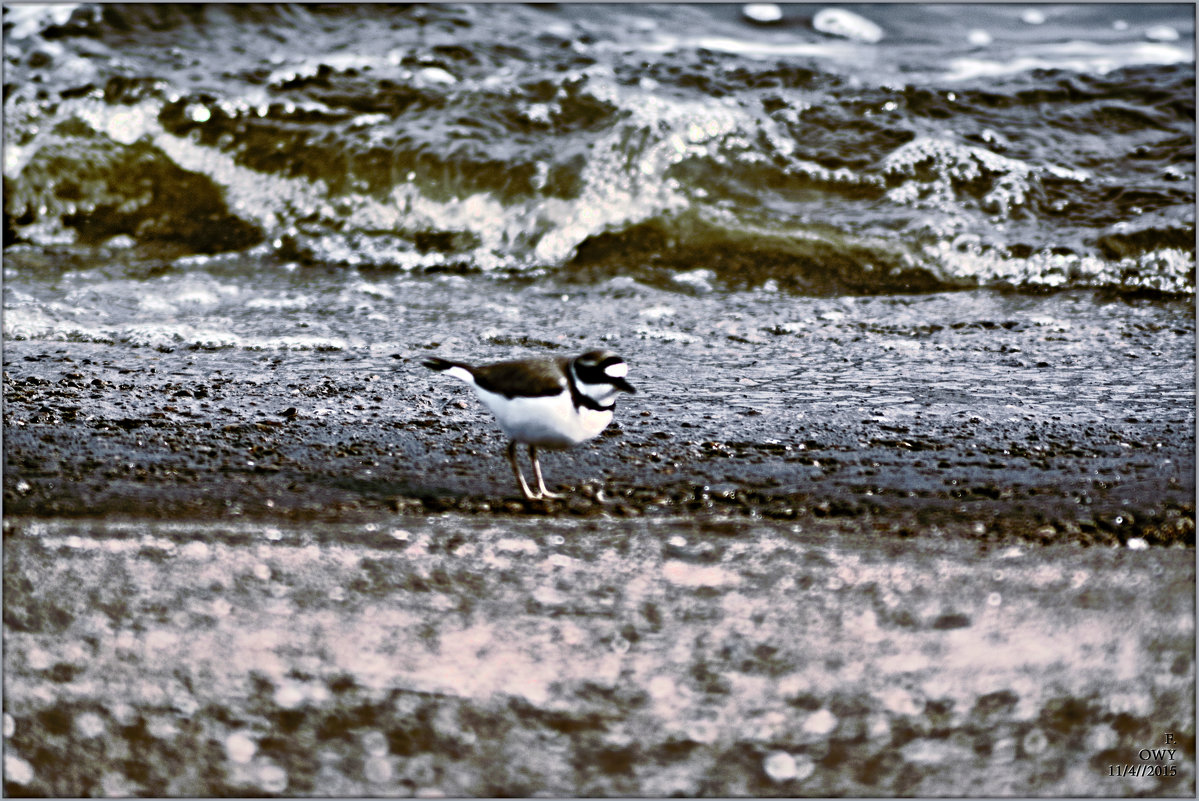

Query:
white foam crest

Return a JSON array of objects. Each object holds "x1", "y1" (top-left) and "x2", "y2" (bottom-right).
[
  {"x1": 244, "y1": 295, "x2": 314, "y2": 311},
  {"x1": 3, "y1": 307, "x2": 358, "y2": 351},
  {"x1": 883, "y1": 137, "x2": 1089, "y2": 218},
  {"x1": 70, "y1": 99, "x2": 536, "y2": 270},
  {"x1": 123, "y1": 323, "x2": 244, "y2": 350},
  {"x1": 635, "y1": 34, "x2": 859, "y2": 62},
  {"x1": 528, "y1": 73, "x2": 798, "y2": 265},
  {"x1": 4, "y1": 4, "x2": 81, "y2": 40},
  {"x1": 35, "y1": 98, "x2": 461, "y2": 267},
  {"x1": 3, "y1": 307, "x2": 115, "y2": 344},
  {"x1": 10, "y1": 70, "x2": 801, "y2": 272},
  {"x1": 929, "y1": 243, "x2": 1195, "y2": 294},
  {"x1": 942, "y1": 41, "x2": 1191, "y2": 81}
]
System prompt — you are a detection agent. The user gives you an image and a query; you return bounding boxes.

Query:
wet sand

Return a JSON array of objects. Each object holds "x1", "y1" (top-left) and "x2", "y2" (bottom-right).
[
  {"x1": 4, "y1": 285, "x2": 1194, "y2": 544},
  {"x1": 3, "y1": 516, "x2": 1194, "y2": 796},
  {"x1": 3, "y1": 283, "x2": 1195, "y2": 795}
]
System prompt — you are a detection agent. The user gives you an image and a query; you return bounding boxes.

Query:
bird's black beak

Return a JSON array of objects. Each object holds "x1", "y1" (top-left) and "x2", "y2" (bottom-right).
[{"x1": 612, "y1": 377, "x2": 636, "y2": 394}]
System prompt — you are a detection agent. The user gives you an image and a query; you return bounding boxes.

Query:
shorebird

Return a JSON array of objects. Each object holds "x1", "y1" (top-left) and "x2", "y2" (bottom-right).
[{"x1": 422, "y1": 350, "x2": 635, "y2": 499}]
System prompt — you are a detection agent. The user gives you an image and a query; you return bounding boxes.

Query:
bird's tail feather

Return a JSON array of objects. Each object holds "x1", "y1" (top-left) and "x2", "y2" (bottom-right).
[
  {"x1": 422, "y1": 357, "x2": 464, "y2": 372},
  {"x1": 422, "y1": 357, "x2": 476, "y2": 384}
]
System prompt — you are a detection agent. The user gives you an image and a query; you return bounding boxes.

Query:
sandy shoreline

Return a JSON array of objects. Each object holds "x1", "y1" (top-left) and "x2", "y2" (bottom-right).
[
  {"x1": 4, "y1": 314, "x2": 1194, "y2": 545},
  {"x1": 3, "y1": 285, "x2": 1194, "y2": 795}
]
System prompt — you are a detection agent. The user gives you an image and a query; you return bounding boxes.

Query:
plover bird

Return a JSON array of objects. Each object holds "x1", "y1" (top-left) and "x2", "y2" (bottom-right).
[{"x1": 422, "y1": 350, "x2": 635, "y2": 499}]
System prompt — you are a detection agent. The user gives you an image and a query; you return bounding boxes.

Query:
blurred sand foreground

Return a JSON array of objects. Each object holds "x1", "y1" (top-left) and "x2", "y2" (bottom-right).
[{"x1": 3, "y1": 515, "x2": 1193, "y2": 797}]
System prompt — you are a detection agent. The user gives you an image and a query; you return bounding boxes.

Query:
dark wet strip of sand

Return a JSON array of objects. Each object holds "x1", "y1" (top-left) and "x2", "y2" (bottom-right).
[{"x1": 4, "y1": 287, "x2": 1193, "y2": 544}]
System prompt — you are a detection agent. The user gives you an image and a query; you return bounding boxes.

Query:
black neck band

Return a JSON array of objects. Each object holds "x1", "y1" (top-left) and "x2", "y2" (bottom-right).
[{"x1": 567, "y1": 363, "x2": 615, "y2": 412}]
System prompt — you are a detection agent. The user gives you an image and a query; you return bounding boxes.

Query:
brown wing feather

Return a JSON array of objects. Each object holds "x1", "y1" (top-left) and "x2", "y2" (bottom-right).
[{"x1": 471, "y1": 358, "x2": 569, "y2": 398}]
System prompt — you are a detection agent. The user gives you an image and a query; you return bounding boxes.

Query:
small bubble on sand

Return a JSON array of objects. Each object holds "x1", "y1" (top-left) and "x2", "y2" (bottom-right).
[
  {"x1": 1021, "y1": 9, "x2": 1046, "y2": 25},
  {"x1": 993, "y1": 737, "x2": 1018, "y2": 763},
  {"x1": 274, "y1": 682, "x2": 305, "y2": 709},
  {"x1": 987, "y1": 592, "x2": 1002, "y2": 606},
  {"x1": 75, "y1": 711, "x2": 106, "y2": 739},
  {"x1": 147, "y1": 717, "x2": 178, "y2": 740},
  {"x1": 1023, "y1": 728, "x2": 1049, "y2": 755},
  {"x1": 880, "y1": 687, "x2": 921, "y2": 716},
  {"x1": 365, "y1": 756, "x2": 393, "y2": 783},
  {"x1": 662, "y1": 560, "x2": 739, "y2": 587},
  {"x1": 1126, "y1": 538, "x2": 1148, "y2": 550},
  {"x1": 404, "y1": 755, "x2": 438, "y2": 785},
  {"x1": 1107, "y1": 692, "x2": 1152, "y2": 717},
  {"x1": 867, "y1": 714, "x2": 890, "y2": 740},
  {"x1": 686, "y1": 719, "x2": 719, "y2": 744},
  {"x1": 802, "y1": 709, "x2": 838, "y2": 736},
  {"x1": 495, "y1": 537, "x2": 539, "y2": 555},
  {"x1": 253, "y1": 563, "x2": 272, "y2": 580},
  {"x1": 256, "y1": 761, "x2": 288, "y2": 793},
  {"x1": 109, "y1": 703, "x2": 137, "y2": 726},
  {"x1": 26, "y1": 647, "x2": 52, "y2": 671},
  {"x1": 362, "y1": 730, "x2": 389, "y2": 757},
  {"x1": 181, "y1": 541, "x2": 210, "y2": 559},
  {"x1": 5, "y1": 754, "x2": 34, "y2": 785},
  {"x1": 648, "y1": 675, "x2": 676, "y2": 700},
  {"x1": 1086, "y1": 724, "x2": 1118, "y2": 751},
  {"x1": 101, "y1": 771, "x2": 136, "y2": 797},
  {"x1": 226, "y1": 731, "x2": 258, "y2": 764},
  {"x1": 763, "y1": 751, "x2": 796, "y2": 782}
]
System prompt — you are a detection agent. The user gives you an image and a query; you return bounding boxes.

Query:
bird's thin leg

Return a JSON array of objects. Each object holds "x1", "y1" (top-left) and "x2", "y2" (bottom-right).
[
  {"x1": 508, "y1": 440, "x2": 538, "y2": 500},
  {"x1": 529, "y1": 444, "x2": 564, "y2": 499}
]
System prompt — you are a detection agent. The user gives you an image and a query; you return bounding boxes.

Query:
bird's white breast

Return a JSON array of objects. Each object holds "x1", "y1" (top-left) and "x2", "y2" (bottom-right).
[{"x1": 472, "y1": 386, "x2": 612, "y2": 447}]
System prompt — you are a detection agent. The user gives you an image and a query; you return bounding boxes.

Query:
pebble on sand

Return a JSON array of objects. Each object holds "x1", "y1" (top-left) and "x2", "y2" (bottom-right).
[
  {"x1": 967, "y1": 29, "x2": 992, "y2": 47},
  {"x1": 256, "y1": 761, "x2": 288, "y2": 793},
  {"x1": 365, "y1": 756, "x2": 393, "y2": 784},
  {"x1": 1144, "y1": 25, "x2": 1179, "y2": 42},
  {"x1": 362, "y1": 730, "x2": 389, "y2": 757},
  {"x1": 813, "y1": 8, "x2": 884, "y2": 43},
  {"x1": 75, "y1": 711, "x2": 106, "y2": 739},
  {"x1": 226, "y1": 731, "x2": 258, "y2": 764},
  {"x1": 274, "y1": 682, "x2": 306, "y2": 709},
  {"x1": 4, "y1": 754, "x2": 34, "y2": 786},
  {"x1": 417, "y1": 67, "x2": 457, "y2": 85},
  {"x1": 742, "y1": 4, "x2": 783, "y2": 24},
  {"x1": 763, "y1": 751, "x2": 797, "y2": 782},
  {"x1": 802, "y1": 708, "x2": 838, "y2": 736}
]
